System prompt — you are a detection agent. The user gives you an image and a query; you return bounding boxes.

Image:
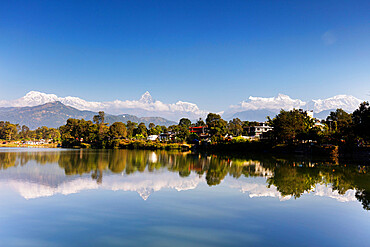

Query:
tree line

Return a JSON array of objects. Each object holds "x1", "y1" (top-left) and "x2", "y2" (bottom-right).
[
  {"x1": 1, "y1": 101, "x2": 369, "y2": 147},
  {"x1": 58, "y1": 110, "x2": 266, "y2": 148},
  {"x1": 0, "y1": 121, "x2": 60, "y2": 142},
  {"x1": 268, "y1": 101, "x2": 370, "y2": 145}
]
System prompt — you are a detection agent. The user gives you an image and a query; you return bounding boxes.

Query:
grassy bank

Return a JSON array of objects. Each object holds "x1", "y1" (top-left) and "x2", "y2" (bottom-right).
[
  {"x1": 66, "y1": 140, "x2": 192, "y2": 151},
  {"x1": 0, "y1": 143, "x2": 59, "y2": 148}
]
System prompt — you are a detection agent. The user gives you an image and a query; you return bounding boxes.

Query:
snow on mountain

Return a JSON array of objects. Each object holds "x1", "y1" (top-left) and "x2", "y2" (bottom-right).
[
  {"x1": 2, "y1": 174, "x2": 357, "y2": 202},
  {"x1": 139, "y1": 91, "x2": 154, "y2": 104},
  {"x1": 0, "y1": 163, "x2": 357, "y2": 202},
  {"x1": 0, "y1": 91, "x2": 364, "y2": 122},
  {"x1": 20, "y1": 91, "x2": 59, "y2": 105},
  {"x1": 224, "y1": 94, "x2": 306, "y2": 119},
  {"x1": 0, "y1": 91, "x2": 208, "y2": 121},
  {"x1": 236, "y1": 94, "x2": 306, "y2": 111},
  {"x1": 1, "y1": 173, "x2": 202, "y2": 200},
  {"x1": 313, "y1": 184, "x2": 357, "y2": 202},
  {"x1": 224, "y1": 93, "x2": 363, "y2": 120},
  {"x1": 228, "y1": 177, "x2": 357, "y2": 202},
  {"x1": 307, "y1": 95, "x2": 363, "y2": 113}
]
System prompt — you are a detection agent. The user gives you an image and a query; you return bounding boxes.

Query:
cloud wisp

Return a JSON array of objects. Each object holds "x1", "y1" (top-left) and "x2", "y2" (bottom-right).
[{"x1": 322, "y1": 30, "x2": 337, "y2": 45}]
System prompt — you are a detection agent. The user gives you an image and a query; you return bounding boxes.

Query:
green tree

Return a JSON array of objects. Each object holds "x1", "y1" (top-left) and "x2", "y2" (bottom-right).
[
  {"x1": 195, "y1": 118, "x2": 206, "y2": 127},
  {"x1": 352, "y1": 102, "x2": 370, "y2": 142},
  {"x1": 126, "y1": 121, "x2": 137, "y2": 138},
  {"x1": 135, "y1": 123, "x2": 148, "y2": 137},
  {"x1": 148, "y1": 123, "x2": 155, "y2": 129},
  {"x1": 268, "y1": 109, "x2": 314, "y2": 143},
  {"x1": 109, "y1": 122, "x2": 127, "y2": 139},
  {"x1": 177, "y1": 125, "x2": 190, "y2": 141},
  {"x1": 93, "y1": 111, "x2": 105, "y2": 125},
  {"x1": 324, "y1": 108, "x2": 353, "y2": 143},
  {"x1": 228, "y1": 118, "x2": 243, "y2": 136},
  {"x1": 179, "y1": 118, "x2": 191, "y2": 127},
  {"x1": 206, "y1": 113, "x2": 227, "y2": 142},
  {"x1": 149, "y1": 125, "x2": 162, "y2": 135},
  {"x1": 20, "y1": 125, "x2": 30, "y2": 140},
  {"x1": 1, "y1": 122, "x2": 19, "y2": 140}
]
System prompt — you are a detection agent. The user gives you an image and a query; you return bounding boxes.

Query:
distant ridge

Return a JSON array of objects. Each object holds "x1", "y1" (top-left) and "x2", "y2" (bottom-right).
[
  {"x1": 224, "y1": 94, "x2": 363, "y2": 121},
  {"x1": 0, "y1": 91, "x2": 365, "y2": 122},
  {"x1": 0, "y1": 101, "x2": 176, "y2": 129},
  {"x1": 0, "y1": 91, "x2": 208, "y2": 121}
]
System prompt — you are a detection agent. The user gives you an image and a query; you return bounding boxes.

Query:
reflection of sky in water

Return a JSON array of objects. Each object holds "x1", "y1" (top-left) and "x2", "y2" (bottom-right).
[
  {"x1": 0, "y1": 148, "x2": 369, "y2": 247},
  {"x1": 0, "y1": 161, "x2": 358, "y2": 202}
]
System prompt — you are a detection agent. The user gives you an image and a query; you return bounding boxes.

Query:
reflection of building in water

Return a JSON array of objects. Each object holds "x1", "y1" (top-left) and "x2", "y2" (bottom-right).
[
  {"x1": 149, "y1": 152, "x2": 158, "y2": 163},
  {"x1": 230, "y1": 160, "x2": 273, "y2": 177},
  {"x1": 0, "y1": 150, "x2": 368, "y2": 209}
]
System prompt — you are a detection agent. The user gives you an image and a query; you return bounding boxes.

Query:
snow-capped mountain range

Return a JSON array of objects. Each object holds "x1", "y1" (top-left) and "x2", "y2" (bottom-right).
[
  {"x1": 224, "y1": 93, "x2": 363, "y2": 120},
  {"x1": 0, "y1": 91, "x2": 364, "y2": 121},
  {"x1": 0, "y1": 91, "x2": 207, "y2": 121}
]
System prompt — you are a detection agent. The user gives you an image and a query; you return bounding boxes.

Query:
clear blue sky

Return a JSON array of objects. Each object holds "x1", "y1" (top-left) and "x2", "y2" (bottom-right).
[{"x1": 0, "y1": 0, "x2": 369, "y2": 111}]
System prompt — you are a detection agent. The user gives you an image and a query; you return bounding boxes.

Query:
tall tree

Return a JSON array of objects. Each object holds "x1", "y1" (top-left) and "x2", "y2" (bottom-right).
[
  {"x1": 135, "y1": 123, "x2": 148, "y2": 137},
  {"x1": 126, "y1": 121, "x2": 137, "y2": 138},
  {"x1": 109, "y1": 122, "x2": 127, "y2": 139},
  {"x1": 148, "y1": 123, "x2": 155, "y2": 129},
  {"x1": 228, "y1": 118, "x2": 243, "y2": 136},
  {"x1": 195, "y1": 118, "x2": 206, "y2": 127},
  {"x1": 326, "y1": 108, "x2": 352, "y2": 133},
  {"x1": 93, "y1": 111, "x2": 105, "y2": 125},
  {"x1": 206, "y1": 113, "x2": 227, "y2": 141},
  {"x1": 352, "y1": 101, "x2": 370, "y2": 142},
  {"x1": 179, "y1": 118, "x2": 191, "y2": 127},
  {"x1": 268, "y1": 109, "x2": 314, "y2": 143},
  {"x1": 21, "y1": 125, "x2": 30, "y2": 140}
]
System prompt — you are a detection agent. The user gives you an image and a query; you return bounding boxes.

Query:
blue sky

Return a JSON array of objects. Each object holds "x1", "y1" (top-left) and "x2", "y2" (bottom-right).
[{"x1": 0, "y1": 0, "x2": 369, "y2": 111}]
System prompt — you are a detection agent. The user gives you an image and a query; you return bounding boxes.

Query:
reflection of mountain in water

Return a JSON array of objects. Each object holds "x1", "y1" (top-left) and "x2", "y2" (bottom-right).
[
  {"x1": 0, "y1": 149, "x2": 368, "y2": 209},
  {"x1": 1, "y1": 173, "x2": 202, "y2": 200},
  {"x1": 228, "y1": 177, "x2": 357, "y2": 202}
]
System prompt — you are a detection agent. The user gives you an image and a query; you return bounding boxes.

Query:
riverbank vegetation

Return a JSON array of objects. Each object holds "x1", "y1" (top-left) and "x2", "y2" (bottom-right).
[{"x1": 1, "y1": 101, "x2": 369, "y2": 157}]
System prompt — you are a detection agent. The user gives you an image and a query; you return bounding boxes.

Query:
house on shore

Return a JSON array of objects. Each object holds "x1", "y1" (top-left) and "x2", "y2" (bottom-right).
[
  {"x1": 158, "y1": 132, "x2": 176, "y2": 141},
  {"x1": 245, "y1": 122, "x2": 273, "y2": 139},
  {"x1": 189, "y1": 126, "x2": 209, "y2": 139},
  {"x1": 147, "y1": 135, "x2": 159, "y2": 141}
]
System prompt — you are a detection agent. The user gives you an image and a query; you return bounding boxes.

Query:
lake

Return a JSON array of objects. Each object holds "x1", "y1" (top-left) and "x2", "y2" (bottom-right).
[{"x1": 0, "y1": 148, "x2": 369, "y2": 247}]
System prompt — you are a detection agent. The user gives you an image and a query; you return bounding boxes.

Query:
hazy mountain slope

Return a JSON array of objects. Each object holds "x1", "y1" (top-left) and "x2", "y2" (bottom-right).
[
  {"x1": 231, "y1": 109, "x2": 277, "y2": 122},
  {"x1": 0, "y1": 102, "x2": 176, "y2": 129},
  {"x1": 0, "y1": 91, "x2": 207, "y2": 121},
  {"x1": 313, "y1": 110, "x2": 333, "y2": 120},
  {"x1": 225, "y1": 94, "x2": 363, "y2": 121},
  {"x1": 0, "y1": 91, "x2": 364, "y2": 123}
]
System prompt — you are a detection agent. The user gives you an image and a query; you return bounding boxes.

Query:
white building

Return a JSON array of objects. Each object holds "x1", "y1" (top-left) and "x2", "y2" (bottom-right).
[{"x1": 147, "y1": 135, "x2": 158, "y2": 141}]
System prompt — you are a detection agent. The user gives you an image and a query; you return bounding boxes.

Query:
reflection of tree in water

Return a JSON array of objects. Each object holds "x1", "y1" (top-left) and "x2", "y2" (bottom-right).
[
  {"x1": 58, "y1": 151, "x2": 103, "y2": 175},
  {"x1": 205, "y1": 159, "x2": 229, "y2": 186},
  {"x1": 0, "y1": 151, "x2": 61, "y2": 170},
  {"x1": 353, "y1": 168, "x2": 370, "y2": 210},
  {"x1": 108, "y1": 150, "x2": 127, "y2": 173},
  {"x1": 267, "y1": 166, "x2": 321, "y2": 198},
  {"x1": 0, "y1": 152, "x2": 17, "y2": 169},
  {"x1": 0, "y1": 149, "x2": 369, "y2": 210},
  {"x1": 321, "y1": 166, "x2": 357, "y2": 194},
  {"x1": 356, "y1": 190, "x2": 370, "y2": 210}
]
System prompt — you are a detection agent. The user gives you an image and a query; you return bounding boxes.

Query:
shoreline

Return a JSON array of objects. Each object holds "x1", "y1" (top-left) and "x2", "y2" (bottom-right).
[
  {"x1": 1, "y1": 141, "x2": 369, "y2": 164},
  {"x1": 0, "y1": 144, "x2": 59, "y2": 148}
]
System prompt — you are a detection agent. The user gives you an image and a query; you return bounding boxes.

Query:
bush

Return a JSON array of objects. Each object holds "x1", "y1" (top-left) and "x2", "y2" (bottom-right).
[
  {"x1": 80, "y1": 143, "x2": 91, "y2": 148},
  {"x1": 232, "y1": 136, "x2": 249, "y2": 143}
]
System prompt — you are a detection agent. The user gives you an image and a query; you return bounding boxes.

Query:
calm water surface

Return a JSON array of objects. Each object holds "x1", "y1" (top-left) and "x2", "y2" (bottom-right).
[{"x1": 0, "y1": 148, "x2": 369, "y2": 247}]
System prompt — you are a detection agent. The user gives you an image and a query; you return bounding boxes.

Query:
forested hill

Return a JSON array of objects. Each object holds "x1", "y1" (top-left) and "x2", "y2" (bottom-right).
[{"x1": 0, "y1": 101, "x2": 176, "y2": 129}]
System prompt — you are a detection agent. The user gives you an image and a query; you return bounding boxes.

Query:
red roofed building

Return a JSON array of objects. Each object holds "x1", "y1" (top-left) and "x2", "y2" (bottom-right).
[{"x1": 189, "y1": 126, "x2": 209, "y2": 139}]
